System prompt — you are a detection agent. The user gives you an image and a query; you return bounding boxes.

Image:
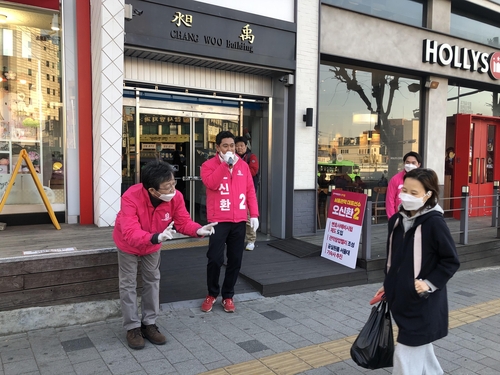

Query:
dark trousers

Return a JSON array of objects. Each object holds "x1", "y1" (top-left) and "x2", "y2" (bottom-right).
[{"x1": 206, "y1": 221, "x2": 246, "y2": 299}]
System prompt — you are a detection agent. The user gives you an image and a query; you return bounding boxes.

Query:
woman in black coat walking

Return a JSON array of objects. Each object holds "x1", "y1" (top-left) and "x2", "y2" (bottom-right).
[{"x1": 374, "y1": 168, "x2": 460, "y2": 374}]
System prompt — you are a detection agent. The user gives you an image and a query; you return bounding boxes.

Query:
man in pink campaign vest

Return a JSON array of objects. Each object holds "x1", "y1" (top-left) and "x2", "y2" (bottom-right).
[
  {"x1": 200, "y1": 131, "x2": 259, "y2": 313},
  {"x1": 113, "y1": 160, "x2": 217, "y2": 350},
  {"x1": 385, "y1": 152, "x2": 422, "y2": 219}
]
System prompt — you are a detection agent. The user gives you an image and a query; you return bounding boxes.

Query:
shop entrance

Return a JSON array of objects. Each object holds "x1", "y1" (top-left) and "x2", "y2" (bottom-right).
[
  {"x1": 122, "y1": 86, "x2": 268, "y2": 229},
  {"x1": 451, "y1": 114, "x2": 500, "y2": 218},
  {"x1": 122, "y1": 97, "x2": 241, "y2": 225}
]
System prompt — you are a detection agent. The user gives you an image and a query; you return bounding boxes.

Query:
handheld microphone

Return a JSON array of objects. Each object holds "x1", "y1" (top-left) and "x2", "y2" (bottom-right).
[{"x1": 228, "y1": 157, "x2": 234, "y2": 167}]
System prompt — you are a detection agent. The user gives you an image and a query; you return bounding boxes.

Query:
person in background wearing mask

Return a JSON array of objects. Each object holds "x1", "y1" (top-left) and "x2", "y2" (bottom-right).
[
  {"x1": 385, "y1": 151, "x2": 422, "y2": 218},
  {"x1": 200, "y1": 131, "x2": 259, "y2": 313},
  {"x1": 235, "y1": 135, "x2": 260, "y2": 251},
  {"x1": 373, "y1": 168, "x2": 459, "y2": 375},
  {"x1": 444, "y1": 147, "x2": 455, "y2": 176},
  {"x1": 113, "y1": 160, "x2": 217, "y2": 350}
]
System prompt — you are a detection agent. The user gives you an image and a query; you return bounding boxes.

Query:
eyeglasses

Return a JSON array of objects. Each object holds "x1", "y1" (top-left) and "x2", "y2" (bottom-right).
[{"x1": 157, "y1": 180, "x2": 177, "y2": 193}]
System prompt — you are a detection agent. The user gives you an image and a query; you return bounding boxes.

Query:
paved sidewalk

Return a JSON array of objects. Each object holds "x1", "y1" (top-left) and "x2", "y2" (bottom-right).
[{"x1": 1, "y1": 267, "x2": 500, "y2": 375}]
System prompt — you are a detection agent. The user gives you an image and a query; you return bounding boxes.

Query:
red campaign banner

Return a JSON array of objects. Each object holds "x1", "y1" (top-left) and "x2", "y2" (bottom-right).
[
  {"x1": 326, "y1": 190, "x2": 367, "y2": 226},
  {"x1": 5, "y1": 0, "x2": 59, "y2": 11}
]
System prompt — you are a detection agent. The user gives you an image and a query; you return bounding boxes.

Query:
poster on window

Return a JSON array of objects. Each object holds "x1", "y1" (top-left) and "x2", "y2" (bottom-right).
[{"x1": 321, "y1": 190, "x2": 367, "y2": 269}]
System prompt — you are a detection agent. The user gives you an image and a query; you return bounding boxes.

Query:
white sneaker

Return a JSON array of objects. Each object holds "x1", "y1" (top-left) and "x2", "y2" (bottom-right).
[{"x1": 245, "y1": 242, "x2": 255, "y2": 251}]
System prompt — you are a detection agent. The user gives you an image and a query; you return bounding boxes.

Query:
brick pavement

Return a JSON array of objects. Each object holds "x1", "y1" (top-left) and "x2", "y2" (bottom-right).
[{"x1": 1, "y1": 266, "x2": 499, "y2": 375}]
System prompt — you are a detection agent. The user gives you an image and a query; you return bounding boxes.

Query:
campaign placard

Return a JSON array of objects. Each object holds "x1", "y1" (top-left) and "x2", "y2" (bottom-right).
[{"x1": 321, "y1": 190, "x2": 367, "y2": 269}]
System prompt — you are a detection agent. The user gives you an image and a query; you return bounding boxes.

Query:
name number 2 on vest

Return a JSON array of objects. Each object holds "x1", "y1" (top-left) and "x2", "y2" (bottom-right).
[{"x1": 239, "y1": 194, "x2": 246, "y2": 209}]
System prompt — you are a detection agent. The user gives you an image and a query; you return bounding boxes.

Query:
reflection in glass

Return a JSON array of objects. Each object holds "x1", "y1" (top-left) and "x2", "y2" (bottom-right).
[
  {"x1": 319, "y1": 63, "x2": 421, "y2": 187},
  {"x1": 450, "y1": 12, "x2": 500, "y2": 47},
  {"x1": 322, "y1": 0, "x2": 424, "y2": 27},
  {"x1": 0, "y1": 4, "x2": 63, "y2": 206},
  {"x1": 447, "y1": 85, "x2": 500, "y2": 118}
]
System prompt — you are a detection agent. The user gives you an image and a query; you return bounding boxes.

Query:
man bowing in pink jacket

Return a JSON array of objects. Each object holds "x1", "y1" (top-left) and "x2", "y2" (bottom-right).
[{"x1": 114, "y1": 160, "x2": 216, "y2": 350}]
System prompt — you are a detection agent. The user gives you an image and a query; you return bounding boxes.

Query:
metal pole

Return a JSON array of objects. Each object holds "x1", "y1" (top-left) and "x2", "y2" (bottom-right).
[
  {"x1": 361, "y1": 189, "x2": 372, "y2": 260},
  {"x1": 460, "y1": 186, "x2": 469, "y2": 245},
  {"x1": 492, "y1": 181, "x2": 499, "y2": 228}
]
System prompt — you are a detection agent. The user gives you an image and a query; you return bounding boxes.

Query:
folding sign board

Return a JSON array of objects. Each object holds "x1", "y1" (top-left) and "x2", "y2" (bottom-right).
[{"x1": 0, "y1": 149, "x2": 60, "y2": 230}]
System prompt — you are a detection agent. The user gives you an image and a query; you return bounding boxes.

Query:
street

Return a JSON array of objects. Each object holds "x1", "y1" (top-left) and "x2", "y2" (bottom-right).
[{"x1": 1, "y1": 266, "x2": 499, "y2": 375}]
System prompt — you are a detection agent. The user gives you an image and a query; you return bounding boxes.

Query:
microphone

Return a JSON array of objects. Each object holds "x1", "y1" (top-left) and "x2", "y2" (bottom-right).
[{"x1": 228, "y1": 157, "x2": 234, "y2": 167}]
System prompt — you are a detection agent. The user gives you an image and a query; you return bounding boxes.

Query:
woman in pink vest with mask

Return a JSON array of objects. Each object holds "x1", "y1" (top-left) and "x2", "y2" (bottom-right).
[{"x1": 385, "y1": 152, "x2": 422, "y2": 218}]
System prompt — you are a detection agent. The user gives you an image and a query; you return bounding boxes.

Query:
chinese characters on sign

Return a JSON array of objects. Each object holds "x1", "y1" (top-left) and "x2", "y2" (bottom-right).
[
  {"x1": 169, "y1": 10, "x2": 255, "y2": 53},
  {"x1": 171, "y1": 12, "x2": 193, "y2": 27},
  {"x1": 321, "y1": 190, "x2": 367, "y2": 269},
  {"x1": 239, "y1": 24, "x2": 255, "y2": 44}
]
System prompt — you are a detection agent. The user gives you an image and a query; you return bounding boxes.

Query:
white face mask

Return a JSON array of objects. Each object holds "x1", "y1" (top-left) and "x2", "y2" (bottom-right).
[
  {"x1": 221, "y1": 151, "x2": 235, "y2": 166},
  {"x1": 158, "y1": 191, "x2": 176, "y2": 202},
  {"x1": 399, "y1": 192, "x2": 430, "y2": 211},
  {"x1": 404, "y1": 163, "x2": 418, "y2": 172}
]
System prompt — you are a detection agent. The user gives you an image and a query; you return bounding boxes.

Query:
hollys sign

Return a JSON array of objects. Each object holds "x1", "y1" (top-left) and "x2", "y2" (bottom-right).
[{"x1": 422, "y1": 39, "x2": 500, "y2": 80}]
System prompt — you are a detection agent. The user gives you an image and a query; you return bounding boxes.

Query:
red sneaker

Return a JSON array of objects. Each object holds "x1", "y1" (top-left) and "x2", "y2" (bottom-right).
[
  {"x1": 221, "y1": 298, "x2": 235, "y2": 313},
  {"x1": 201, "y1": 295, "x2": 217, "y2": 312}
]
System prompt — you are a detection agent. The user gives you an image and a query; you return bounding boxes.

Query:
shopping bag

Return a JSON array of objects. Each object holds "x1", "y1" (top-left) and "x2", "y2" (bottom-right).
[{"x1": 350, "y1": 300, "x2": 394, "y2": 369}]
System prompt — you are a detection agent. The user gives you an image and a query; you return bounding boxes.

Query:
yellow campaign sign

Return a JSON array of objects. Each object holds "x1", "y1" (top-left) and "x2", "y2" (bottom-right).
[{"x1": 0, "y1": 149, "x2": 61, "y2": 230}]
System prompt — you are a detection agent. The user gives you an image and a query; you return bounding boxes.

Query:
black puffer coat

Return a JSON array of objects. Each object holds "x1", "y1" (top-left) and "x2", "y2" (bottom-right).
[{"x1": 384, "y1": 208, "x2": 460, "y2": 346}]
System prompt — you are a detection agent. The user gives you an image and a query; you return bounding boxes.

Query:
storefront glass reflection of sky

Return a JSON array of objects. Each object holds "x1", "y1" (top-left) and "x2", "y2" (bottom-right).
[
  {"x1": 318, "y1": 64, "x2": 420, "y2": 140},
  {"x1": 447, "y1": 86, "x2": 500, "y2": 118}
]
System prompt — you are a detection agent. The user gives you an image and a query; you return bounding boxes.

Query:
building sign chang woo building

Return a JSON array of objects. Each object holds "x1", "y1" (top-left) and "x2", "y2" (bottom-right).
[
  {"x1": 124, "y1": 0, "x2": 296, "y2": 71},
  {"x1": 422, "y1": 39, "x2": 500, "y2": 80}
]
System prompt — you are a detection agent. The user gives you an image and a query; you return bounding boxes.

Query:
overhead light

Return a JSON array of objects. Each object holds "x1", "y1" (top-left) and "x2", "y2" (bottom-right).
[
  {"x1": 0, "y1": 14, "x2": 7, "y2": 23},
  {"x1": 51, "y1": 13, "x2": 60, "y2": 31}
]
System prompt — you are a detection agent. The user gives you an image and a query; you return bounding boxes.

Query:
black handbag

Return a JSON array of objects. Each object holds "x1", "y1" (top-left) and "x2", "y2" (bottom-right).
[{"x1": 350, "y1": 300, "x2": 394, "y2": 369}]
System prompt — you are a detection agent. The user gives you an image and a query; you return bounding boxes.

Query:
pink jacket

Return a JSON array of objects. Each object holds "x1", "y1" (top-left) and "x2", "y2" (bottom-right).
[
  {"x1": 201, "y1": 155, "x2": 259, "y2": 223},
  {"x1": 386, "y1": 169, "x2": 405, "y2": 218},
  {"x1": 113, "y1": 184, "x2": 201, "y2": 256}
]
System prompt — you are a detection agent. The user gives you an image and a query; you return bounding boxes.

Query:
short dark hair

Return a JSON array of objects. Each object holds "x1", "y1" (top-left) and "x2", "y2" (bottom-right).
[
  {"x1": 141, "y1": 160, "x2": 175, "y2": 190},
  {"x1": 403, "y1": 168, "x2": 439, "y2": 210},
  {"x1": 403, "y1": 151, "x2": 422, "y2": 165},
  {"x1": 216, "y1": 131, "x2": 235, "y2": 145},
  {"x1": 234, "y1": 136, "x2": 247, "y2": 145}
]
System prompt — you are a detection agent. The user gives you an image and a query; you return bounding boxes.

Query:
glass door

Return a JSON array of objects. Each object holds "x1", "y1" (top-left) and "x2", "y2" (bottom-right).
[{"x1": 121, "y1": 102, "x2": 240, "y2": 224}]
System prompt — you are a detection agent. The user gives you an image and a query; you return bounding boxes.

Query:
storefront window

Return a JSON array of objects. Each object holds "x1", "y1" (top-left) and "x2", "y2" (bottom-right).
[
  {"x1": 447, "y1": 85, "x2": 500, "y2": 118},
  {"x1": 322, "y1": 0, "x2": 424, "y2": 28},
  {"x1": 451, "y1": 9, "x2": 500, "y2": 47},
  {"x1": 0, "y1": 4, "x2": 63, "y2": 211},
  {"x1": 318, "y1": 62, "x2": 421, "y2": 188}
]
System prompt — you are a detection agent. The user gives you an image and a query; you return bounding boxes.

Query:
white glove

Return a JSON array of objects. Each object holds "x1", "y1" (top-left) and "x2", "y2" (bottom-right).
[
  {"x1": 197, "y1": 222, "x2": 218, "y2": 236},
  {"x1": 250, "y1": 218, "x2": 259, "y2": 232},
  {"x1": 158, "y1": 221, "x2": 176, "y2": 242}
]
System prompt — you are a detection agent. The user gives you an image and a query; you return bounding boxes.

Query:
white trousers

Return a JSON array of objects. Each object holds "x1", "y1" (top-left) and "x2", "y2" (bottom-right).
[
  {"x1": 393, "y1": 343, "x2": 443, "y2": 375},
  {"x1": 117, "y1": 249, "x2": 161, "y2": 331}
]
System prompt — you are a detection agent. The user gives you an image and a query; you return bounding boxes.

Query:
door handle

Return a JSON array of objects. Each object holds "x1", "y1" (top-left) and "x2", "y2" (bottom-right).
[
  {"x1": 482, "y1": 158, "x2": 486, "y2": 184},
  {"x1": 476, "y1": 158, "x2": 480, "y2": 184}
]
